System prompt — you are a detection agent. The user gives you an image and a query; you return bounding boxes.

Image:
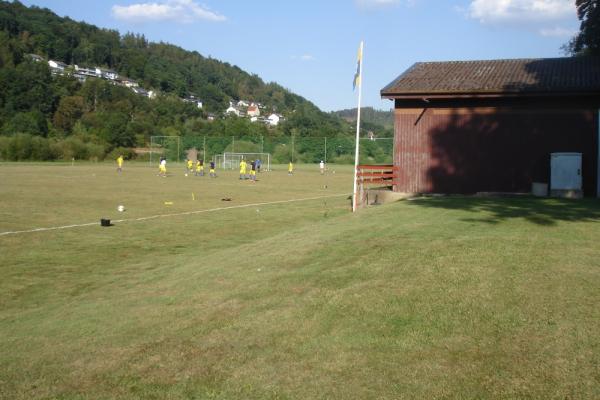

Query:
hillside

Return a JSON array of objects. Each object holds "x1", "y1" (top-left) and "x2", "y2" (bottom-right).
[
  {"x1": 0, "y1": 1, "x2": 346, "y2": 160},
  {"x1": 333, "y1": 107, "x2": 394, "y2": 129}
]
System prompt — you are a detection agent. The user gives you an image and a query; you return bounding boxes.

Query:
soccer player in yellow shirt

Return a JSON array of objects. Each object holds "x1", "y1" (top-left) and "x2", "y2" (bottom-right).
[
  {"x1": 158, "y1": 157, "x2": 167, "y2": 177},
  {"x1": 288, "y1": 161, "x2": 293, "y2": 175},
  {"x1": 239, "y1": 159, "x2": 247, "y2": 180},
  {"x1": 117, "y1": 155, "x2": 123, "y2": 172}
]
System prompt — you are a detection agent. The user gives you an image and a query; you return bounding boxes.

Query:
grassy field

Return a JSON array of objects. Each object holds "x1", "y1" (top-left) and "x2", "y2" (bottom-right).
[{"x1": 1, "y1": 162, "x2": 599, "y2": 399}]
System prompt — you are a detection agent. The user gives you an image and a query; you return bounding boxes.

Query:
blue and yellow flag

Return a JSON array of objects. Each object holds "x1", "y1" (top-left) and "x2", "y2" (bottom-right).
[{"x1": 353, "y1": 42, "x2": 363, "y2": 90}]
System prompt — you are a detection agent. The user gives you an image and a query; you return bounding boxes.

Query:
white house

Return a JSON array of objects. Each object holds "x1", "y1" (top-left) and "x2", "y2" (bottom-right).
[
  {"x1": 103, "y1": 69, "x2": 119, "y2": 80},
  {"x1": 183, "y1": 96, "x2": 203, "y2": 108},
  {"x1": 131, "y1": 87, "x2": 147, "y2": 96},
  {"x1": 48, "y1": 60, "x2": 67, "y2": 71},
  {"x1": 237, "y1": 100, "x2": 249, "y2": 107},
  {"x1": 74, "y1": 65, "x2": 97, "y2": 77},
  {"x1": 226, "y1": 106, "x2": 241, "y2": 116},
  {"x1": 94, "y1": 67, "x2": 118, "y2": 80},
  {"x1": 131, "y1": 87, "x2": 157, "y2": 99},
  {"x1": 120, "y1": 78, "x2": 139, "y2": 88},
  {"x1": 268, "y1": 113, "x2": 282, "y2": 126}
]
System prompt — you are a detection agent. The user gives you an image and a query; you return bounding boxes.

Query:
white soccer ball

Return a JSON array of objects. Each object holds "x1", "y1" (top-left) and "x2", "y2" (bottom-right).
[
  {"x1": 117, "y1": 205, "x2": 125, "y2": 212},
  {"x1": 185, "y1": 173, "x2": 188, "y2": 177}
]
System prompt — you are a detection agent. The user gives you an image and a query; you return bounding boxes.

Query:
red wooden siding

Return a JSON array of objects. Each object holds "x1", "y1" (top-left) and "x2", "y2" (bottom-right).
[{"x1": 393, "y1": 106, "x2": 598, "y2": 195}]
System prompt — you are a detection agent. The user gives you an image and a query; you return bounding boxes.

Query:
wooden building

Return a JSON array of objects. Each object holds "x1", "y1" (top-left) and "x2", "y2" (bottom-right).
[{"x1": 381, "y1": 57, "x2": 600, "y2": 197}]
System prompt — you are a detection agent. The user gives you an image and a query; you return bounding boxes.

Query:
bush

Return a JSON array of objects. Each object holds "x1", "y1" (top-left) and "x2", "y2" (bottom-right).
[
  {"x1": 272, "y1": 143, "x2": 294, "y2": 164},
  {"x1": 30, "y1": 136, "x2": 55, "y2": 160},
  {"x1": 0, "y1": 133, "x2": 57, "y2": 160},
  {"x1": 332, "y1": 154, "x2": 355, "y2": 164},
  {"x1": 0, "y1": 136, "x2": 10, "y2": 160},
  {"x1": 87, "y1": 143, "x2": 106, "y2": 161},
  {"x1": 47, "y1": 137, "x2": 107, "y2": 161}
]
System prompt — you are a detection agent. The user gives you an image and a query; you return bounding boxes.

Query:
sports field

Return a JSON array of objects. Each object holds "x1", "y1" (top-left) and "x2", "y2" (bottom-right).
[{"x1": 1, "y1": 162, "x2": 599, "y2": 399}]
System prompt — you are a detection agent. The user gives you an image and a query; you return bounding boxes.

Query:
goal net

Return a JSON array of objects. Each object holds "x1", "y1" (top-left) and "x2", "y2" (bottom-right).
[{"x1": 214, "y1": 152, "x2": 271, "y2": 171}]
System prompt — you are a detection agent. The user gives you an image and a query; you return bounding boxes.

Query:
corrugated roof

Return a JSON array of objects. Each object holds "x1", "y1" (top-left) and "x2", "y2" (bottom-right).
[{"x1": 381, "y1": 57, "x2": 600, "y2": 97}]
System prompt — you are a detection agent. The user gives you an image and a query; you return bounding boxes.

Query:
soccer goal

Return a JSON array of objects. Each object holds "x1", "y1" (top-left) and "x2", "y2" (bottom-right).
[{"x1": 214, "y1": 152, "x2": 271, "y2": 171}]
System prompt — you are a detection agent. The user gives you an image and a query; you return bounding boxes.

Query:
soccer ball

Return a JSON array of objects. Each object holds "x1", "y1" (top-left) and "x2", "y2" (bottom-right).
[
  {"x1": 117, "y1": 205, "x2": 125, "y2": 212},
  {"x1": 185, "y1": 173, "x2": 188, "y2": 177}
]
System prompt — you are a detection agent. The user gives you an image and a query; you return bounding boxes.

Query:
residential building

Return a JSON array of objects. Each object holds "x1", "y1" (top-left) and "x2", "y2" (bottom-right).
[
  {"x1": 183, "y1": 95, "x2": 203, "y2": 108},
  {"x1": 226, "y1": 106, "x2": 241, "y2": 116},
  {"x1": 267, "y1": 113, "x2": 282, "y2": 126},
  {"x1": 247, "y1": 105, "x2": 260, "y2": 117},
  {"x1": 48, "y1": 60, "x2": 67, "y2": 74}
]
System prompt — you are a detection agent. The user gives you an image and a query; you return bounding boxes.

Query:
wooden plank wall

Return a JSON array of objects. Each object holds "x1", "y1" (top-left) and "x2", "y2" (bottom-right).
[{"x1": 393, "y1": 105, "x2": 598, "y2": 195}]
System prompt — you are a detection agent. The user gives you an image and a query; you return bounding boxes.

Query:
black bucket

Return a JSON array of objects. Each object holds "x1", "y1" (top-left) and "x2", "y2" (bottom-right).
[{"x1": 100, "y1": 218, "x2": 111, "y2": 227}]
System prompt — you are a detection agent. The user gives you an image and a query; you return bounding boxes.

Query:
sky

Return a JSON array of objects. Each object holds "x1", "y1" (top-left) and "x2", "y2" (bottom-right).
[{"x1": 21, "y1": 0, "x2": 581, "y2": 112}]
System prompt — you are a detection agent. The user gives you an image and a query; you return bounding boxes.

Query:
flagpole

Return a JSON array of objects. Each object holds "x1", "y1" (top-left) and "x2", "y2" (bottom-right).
[{"x1": 352, "y1": 40, "x2": 364, "y2": 213}]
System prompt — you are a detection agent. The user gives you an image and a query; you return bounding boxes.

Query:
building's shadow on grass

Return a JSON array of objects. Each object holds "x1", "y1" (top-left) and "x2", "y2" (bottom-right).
[{"x1": 406, "y1": 196, "x2": 600, "y2": 226}]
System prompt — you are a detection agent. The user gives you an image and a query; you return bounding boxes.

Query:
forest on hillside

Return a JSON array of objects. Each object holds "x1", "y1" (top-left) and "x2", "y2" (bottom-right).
[
  {"x1": 0, "y1": 1, "x2": 394, "y2": 162},
  {"x1": 333, "y1": 107, "x2": 394, "y2": 130}
]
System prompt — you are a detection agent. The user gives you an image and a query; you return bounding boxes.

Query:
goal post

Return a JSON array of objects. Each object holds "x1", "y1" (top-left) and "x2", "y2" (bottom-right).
[{"x1": 214, "y1": 152, "x2": 271, "y2": 171}]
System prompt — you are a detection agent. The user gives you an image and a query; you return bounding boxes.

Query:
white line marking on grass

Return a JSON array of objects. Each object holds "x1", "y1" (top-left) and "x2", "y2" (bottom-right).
[{"x1": 0, "y1": 193, "x2": 348, "y2": 237}]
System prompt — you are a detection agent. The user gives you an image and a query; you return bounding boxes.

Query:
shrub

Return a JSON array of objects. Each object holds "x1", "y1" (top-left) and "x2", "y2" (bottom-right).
[
  {"x1": 332, "y1": 154, "x2": 355, "y2": 164},
  {"x1": 272, "y1": 144, "x2": 293, "y2": 164},
  {"x1": 0, "y1": 136, "x2": 10, "y2": 160}
]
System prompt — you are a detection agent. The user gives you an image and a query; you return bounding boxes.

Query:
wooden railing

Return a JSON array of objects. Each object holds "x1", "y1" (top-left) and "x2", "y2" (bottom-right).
[{"x1": 356, "y1": 164, "x2": 400, "y2": 187}]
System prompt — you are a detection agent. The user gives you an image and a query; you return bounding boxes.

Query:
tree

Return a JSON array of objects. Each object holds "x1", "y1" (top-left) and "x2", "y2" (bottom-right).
[
  {"x1": 53, "y1": 95, "x2": 84, "y2": 133},
  {"x1": 565, "y1": 0, "x2": 600, "y2": 55},
  {"x1": 3, "y1": 110, "x2": 48, "y2": 136}
]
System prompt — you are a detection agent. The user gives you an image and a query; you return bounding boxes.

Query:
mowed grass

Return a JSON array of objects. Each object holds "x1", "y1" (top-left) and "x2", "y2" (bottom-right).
[{"x1": 1, "y1": 163, "x2": 599, "y2": 399}]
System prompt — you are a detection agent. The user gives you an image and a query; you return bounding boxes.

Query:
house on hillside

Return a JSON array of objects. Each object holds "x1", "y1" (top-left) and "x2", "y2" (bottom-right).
[
  {"x1": 247, "y1": 105, "x2": 260, "y2": 117},
  {"x1": 267, "y1": 113, "x2": 282, "y2": 126},
  {"x1": 226, "y1": 105, "x2": 241, "y2": 116},
  {"x1": 381, "y1": 56, "x2": 600, "y2": 197},
  {"x1": 74, "y1": 65, "x2": 98, "y2": 77},
  {"x1": 237, "y1": 100, "x2": 249, "y2": 107},
  {"x1": 48, "y1": 60, "x2": 67, "y2": 75},
  {"x1": 98, "y1": 68, "x2": 118, "y2": 80},
  {"x1": 131, "y1": 87, "x2": 148, "y2": 97},
  {"x1": 119, "y1": 78, "x2": 139, "y2": 88},
  {"x1": 131, "y1": 87, "x2": 156, "y2": 99},
  {"x1": 183, "y1": 95, "x2": 203, "y2": 108}
]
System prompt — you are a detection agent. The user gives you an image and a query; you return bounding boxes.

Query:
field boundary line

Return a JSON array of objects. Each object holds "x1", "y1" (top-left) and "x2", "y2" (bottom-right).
[{"x1": 0, "y1": 193, "x2": 348, "y2": 237}]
